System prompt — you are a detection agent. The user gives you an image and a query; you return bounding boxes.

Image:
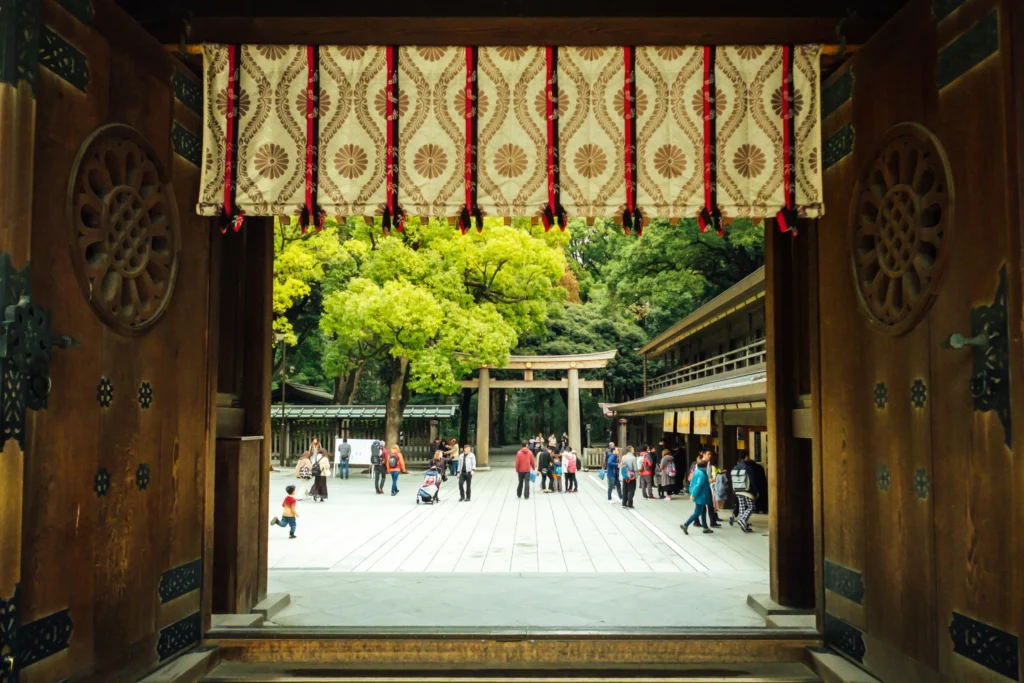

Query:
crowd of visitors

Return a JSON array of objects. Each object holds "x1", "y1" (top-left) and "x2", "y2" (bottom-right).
[{"x1": 277, "y1": 432, "x2": 766, "y2": 542}]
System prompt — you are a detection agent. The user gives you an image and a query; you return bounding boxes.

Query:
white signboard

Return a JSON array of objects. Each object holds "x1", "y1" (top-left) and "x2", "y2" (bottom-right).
[{"x1": 334, "y1": 438, "x2": 378, "y2": 470}]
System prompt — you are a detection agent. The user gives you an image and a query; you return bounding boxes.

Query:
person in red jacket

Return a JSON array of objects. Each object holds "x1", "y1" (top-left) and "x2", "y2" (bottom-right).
[
  {"x1": 639, "y1": 446, "x2": 656, "y2": 499},
  {"x1": 514, "y1": 441, "x2": 536, "y2": 500}
]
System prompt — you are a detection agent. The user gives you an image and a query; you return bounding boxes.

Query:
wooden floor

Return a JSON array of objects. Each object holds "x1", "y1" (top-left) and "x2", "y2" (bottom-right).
[{"x1": 265, "y1": 465, "x2": 771, "y2": 628}]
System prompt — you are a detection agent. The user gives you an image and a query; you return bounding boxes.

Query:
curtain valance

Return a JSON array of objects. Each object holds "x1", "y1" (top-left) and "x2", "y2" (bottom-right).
[{"x1": 198, "y1": 45, "x2": 824, "y2": 232}]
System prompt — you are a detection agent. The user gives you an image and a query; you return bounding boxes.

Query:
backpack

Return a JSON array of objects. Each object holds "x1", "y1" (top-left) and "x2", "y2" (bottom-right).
[
  {"x1": 731, "y1": 463, "x2": 751, "y2": 493},
  {"x1": 621, "y1": 461, "x2": 636, "y2": 482},
  {"x1": 388, "y1": 453, "x2": 399, "y2": 469},
  {"x1": 713, "y1": 470, "x2": 729, "y2": 498},
  {"x1": 311, "y1": 459, "x2": 322, "y2": 477},
  {"x1": 642, "y1": 454, "x2": 653, "y2": 474},
  {"x1": 370, "y1": 453, "x2": 381, "y2": 466},
  {"x1": 666, "y1": 460, "x2": 677, "y2": 477}
]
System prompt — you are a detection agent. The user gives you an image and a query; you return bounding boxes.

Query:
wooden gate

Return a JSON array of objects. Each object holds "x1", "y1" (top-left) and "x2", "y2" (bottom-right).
[{"x1": 816, "y1": 0, "x2": 1023, "y2": 680}]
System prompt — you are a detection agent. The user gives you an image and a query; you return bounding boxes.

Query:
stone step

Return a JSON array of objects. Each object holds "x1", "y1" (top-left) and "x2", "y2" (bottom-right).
[
  {"x1": 746, "y1": 594, "x2": 816, "y2": 618},
  {"x1": 139, "y1": 645, "x2": 219, "y2": 683},
  {"x1": 212, "y1": 613, "x2": 265, "y2": 628},
  {"x1": 808, "y1": 649, "x2": 883, "y2": 683},
  {"x1": 251, "y1": 593, "x2": 290, "y2": 621},
  {"x1": 766, "y1": 614, "x2": 817, "y2": 629}
]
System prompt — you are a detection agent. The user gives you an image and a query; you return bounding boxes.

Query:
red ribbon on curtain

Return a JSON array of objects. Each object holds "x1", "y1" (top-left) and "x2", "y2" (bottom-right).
[
  {"x1": 382, "y1": 46, "x2": 404, "y2": 234},
  {"x1": 775, "y1": 45, "x2": 799, "y2": 236},
  {"x1": 697, "y1": 45, "x2": 723, "y2": 236},
  {"x1": 540, "y1": 46, "x2": 566, "y2": 231},
  {"x1": 221, "y1": 44, "x2": 245, "y2": 233},
  {"x1": 300, "y1": 45, "x2": 324, "y2": 233},
  {"x1": 622, "y1": 45, "x2": 642, "y2": 236},
  {"x1": 459, "y1": 46, "x2": 483, "y2": 234}
]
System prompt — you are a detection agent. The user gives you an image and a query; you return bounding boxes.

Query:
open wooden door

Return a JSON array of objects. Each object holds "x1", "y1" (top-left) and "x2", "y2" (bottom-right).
[{"x1": 816, "y1": 0, "x2": 1023, "y2": 680}]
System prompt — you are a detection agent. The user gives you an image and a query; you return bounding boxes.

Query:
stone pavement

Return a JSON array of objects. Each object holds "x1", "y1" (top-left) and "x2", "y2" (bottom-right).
[{"x1": 266, "y1": 465, "x2": 771, "y2": 628}]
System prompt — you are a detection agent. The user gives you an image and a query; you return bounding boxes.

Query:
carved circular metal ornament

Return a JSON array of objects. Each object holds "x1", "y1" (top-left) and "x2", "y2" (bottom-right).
[
  {"x1": 67, "y1": 124, "x2": 181, "y2": 335},
  {"x1": 850, "y1": 123, "x2": 954, "y2": 336}
]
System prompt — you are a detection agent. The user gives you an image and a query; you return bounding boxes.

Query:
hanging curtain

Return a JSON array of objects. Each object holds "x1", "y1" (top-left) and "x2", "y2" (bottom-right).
[{"x1": 198, "y1": 45, "x2": 824, "y2": 226}]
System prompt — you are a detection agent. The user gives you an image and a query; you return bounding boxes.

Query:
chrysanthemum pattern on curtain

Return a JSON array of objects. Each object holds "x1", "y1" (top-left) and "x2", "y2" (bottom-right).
[{"x1": 198, "y1": 44, "x2": 824, "y2": 222}]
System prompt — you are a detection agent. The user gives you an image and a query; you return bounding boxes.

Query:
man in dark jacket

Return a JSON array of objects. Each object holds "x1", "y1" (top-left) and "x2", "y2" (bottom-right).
[
  {"x1": 538, "y1": 446, "x2": 553, "y2": 492},
  {"x1": 371, "y1": 440, "x2": 387, "y2": 494},
  {"x1": 748, "y1": 457, "x2": 768, "y2": 513}
]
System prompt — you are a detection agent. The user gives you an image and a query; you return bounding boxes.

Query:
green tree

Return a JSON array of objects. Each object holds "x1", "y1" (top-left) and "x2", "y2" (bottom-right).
[
  {"x1": 320, "y1": 218, "x2": 565, "y2": 445},
  {"x1": 602, "y1": 217, "x2": 764, "y2": 335}
]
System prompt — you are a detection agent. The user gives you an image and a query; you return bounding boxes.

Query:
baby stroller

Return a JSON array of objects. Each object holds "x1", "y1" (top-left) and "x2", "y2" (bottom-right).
[{"x1": 416, "y1": 467, "x2": 443, "y2": 505}]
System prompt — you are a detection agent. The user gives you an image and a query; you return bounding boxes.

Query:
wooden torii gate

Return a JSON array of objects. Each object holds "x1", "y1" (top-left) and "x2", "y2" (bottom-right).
[{"x1": 459, "y1": 350, "x2": 617, "y2": 466}]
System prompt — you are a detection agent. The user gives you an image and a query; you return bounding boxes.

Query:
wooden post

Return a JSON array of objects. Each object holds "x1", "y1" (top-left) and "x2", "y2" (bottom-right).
[
  {"x1": 765, "y1": 222, "x2": 815, "y2": 608},
  {"x1": 616, "y1": 418, "x2": 627, "y2": 450},
  {"x1": 476, "y1": 367, "x2": 490, "y2": 467},
  {"x1": 567, "y1": 368, "x2": 581, "y2": 454},
  {"x1": 241, "y1": 222, "x2": 274, "y2": 605}
]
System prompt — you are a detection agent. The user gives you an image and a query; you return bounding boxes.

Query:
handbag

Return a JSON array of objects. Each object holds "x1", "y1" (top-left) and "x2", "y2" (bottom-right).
[
  {"x1": 529, "y1": 471, "x2": 537, "y2": 483},
  {"x1": 598, "y1": 468, "x2": 606, "y2": 481}
]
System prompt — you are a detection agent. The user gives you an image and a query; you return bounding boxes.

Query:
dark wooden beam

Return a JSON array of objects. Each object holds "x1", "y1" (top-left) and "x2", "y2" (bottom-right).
[{"x1": 191, "y1": 16, "x2": 879, "y2": 46}]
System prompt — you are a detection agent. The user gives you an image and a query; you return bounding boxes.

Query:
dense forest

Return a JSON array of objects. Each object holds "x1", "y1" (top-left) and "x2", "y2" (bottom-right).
[{"x1": 273, "y1": 216, "x2": 764, "y2": 446}]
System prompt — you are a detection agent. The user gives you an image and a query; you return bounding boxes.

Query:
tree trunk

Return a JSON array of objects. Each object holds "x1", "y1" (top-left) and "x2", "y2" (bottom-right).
[
  {"x1": 347, "y1": 361, "x2": 366, "y2": 405},
  {"x1": 458, "y1": 388, "x2": 472, "y2": 446},
  {"x1": 495, "y1": 388, "x2": 506, "y2": 447},
  {"x1": 385, "y1": 356, "x2": 410, "y2": 447}
]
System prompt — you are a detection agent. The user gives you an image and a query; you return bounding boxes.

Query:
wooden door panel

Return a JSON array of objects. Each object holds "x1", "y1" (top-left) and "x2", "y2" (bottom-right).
[{"x1": 928, "y1": 5, "x2": 1022, "y2": 680}]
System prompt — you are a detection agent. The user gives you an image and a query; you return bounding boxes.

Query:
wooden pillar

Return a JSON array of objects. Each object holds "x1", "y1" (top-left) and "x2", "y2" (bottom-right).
[
  {"x1": 718, "y1": 410, "x2": 737, "y2": 471},
  {"x1": 428, "y1": 419, "x2": 439, "y2": 443},
  {"x1": 765, "y1": 221, "x2": 815, "y2": 608},
  {"x1": 567, "y1": 368, "x2": 581, "y2": 454},
  {"x1": 616, "y1": 418, "x2": 627, "y2": 450},
  {"x1": 240, "y1": 222, "x2": 274, "y2": 605},
  {"x1": 476, "y1": 368, "x2": 490, "y2": 467}
]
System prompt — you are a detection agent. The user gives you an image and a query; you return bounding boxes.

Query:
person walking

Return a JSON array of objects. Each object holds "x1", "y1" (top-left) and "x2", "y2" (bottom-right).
[
  {"x1": 309, "y1": 446, "x2": 331, "y2": 502},
  {"x1": 729, "y1": 453, "x2": 757, "y2": 532},
  {"x1": 605, "y1": 446, "x2": 622, "y2": 504},
  {"x1": 386, "y1": 445, "x2": 406, "y2": 496},
  {"x1": 639, "y1": 446, "x2": 655, "y2": 500},
  {"x1": 515, "y1": 441, "x2": 536, "y2": 500},
  {"x1": 458, "y1": 444, "x2": 476, "y2": 502},
  {"x1": 294, "y1": 450, "x2": 313, "y2": 499},
  {"x1": 538, "y1": 445, "x2": 553, "y2": 492},
  {"x1": 620, "y1": 446, "x2": 638, "y2": 508},
  {"x1": 430, "y1": 449, "x2": 445, "y2": 476},
  {"x1": 336, "y1": 437, "x2": 352, "y2": 480},
  {"x1": 703, "y1": 449, "x2": 722, "y2": 527},
  {"x1": 680, "y1": 455, "x2": 713, "y2": 534},
  {"x1": 371, "y1": 440, "x2": 387, "y2": 494},
  {"x1": 564, "y1": 448, "x2": 579, "y2": 492},
  {"x1": 658, "y1": 449, "x2": 676, "y2": 501}
]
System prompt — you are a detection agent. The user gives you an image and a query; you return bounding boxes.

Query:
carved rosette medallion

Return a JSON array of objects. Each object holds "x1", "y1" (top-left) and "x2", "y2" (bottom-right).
[{"x1": 67, "y1": 124, "x2": 180, "y2": 335}]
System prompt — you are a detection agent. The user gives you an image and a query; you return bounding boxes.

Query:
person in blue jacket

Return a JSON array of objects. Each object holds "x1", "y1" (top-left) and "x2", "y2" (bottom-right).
[
  {"x1": 680, "y1": 451, "x2": 713, "y2": 534},
  {"x1": 605, "y1": 444, "x2": 622, "y2": 503}
]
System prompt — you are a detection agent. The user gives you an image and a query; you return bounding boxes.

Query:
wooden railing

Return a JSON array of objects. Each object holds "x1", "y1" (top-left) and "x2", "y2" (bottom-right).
[{"x1": 646, "y1": 338, "x2": 766, "y2": 393}]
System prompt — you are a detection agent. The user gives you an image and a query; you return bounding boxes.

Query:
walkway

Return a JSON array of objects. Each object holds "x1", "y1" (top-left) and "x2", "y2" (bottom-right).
[{"x1": 266, "y1": 466, "x2": 770, "y2": 628}]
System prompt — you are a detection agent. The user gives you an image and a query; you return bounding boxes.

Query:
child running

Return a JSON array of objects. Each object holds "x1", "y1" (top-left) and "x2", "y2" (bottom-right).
[{"x1": 270, "y1": 485, "x2": 299, "y2": 539}]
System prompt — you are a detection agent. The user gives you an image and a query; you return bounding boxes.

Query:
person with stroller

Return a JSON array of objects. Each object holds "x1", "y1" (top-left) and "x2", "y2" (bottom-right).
[{"x1": 417, "y1": 465, "x2": 443, "y2": 504}]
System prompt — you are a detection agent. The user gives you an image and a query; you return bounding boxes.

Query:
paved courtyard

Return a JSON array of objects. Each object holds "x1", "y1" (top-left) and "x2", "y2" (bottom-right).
[{"x1": 266, "y1": 464, "x2": 770, "y2": 628}]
